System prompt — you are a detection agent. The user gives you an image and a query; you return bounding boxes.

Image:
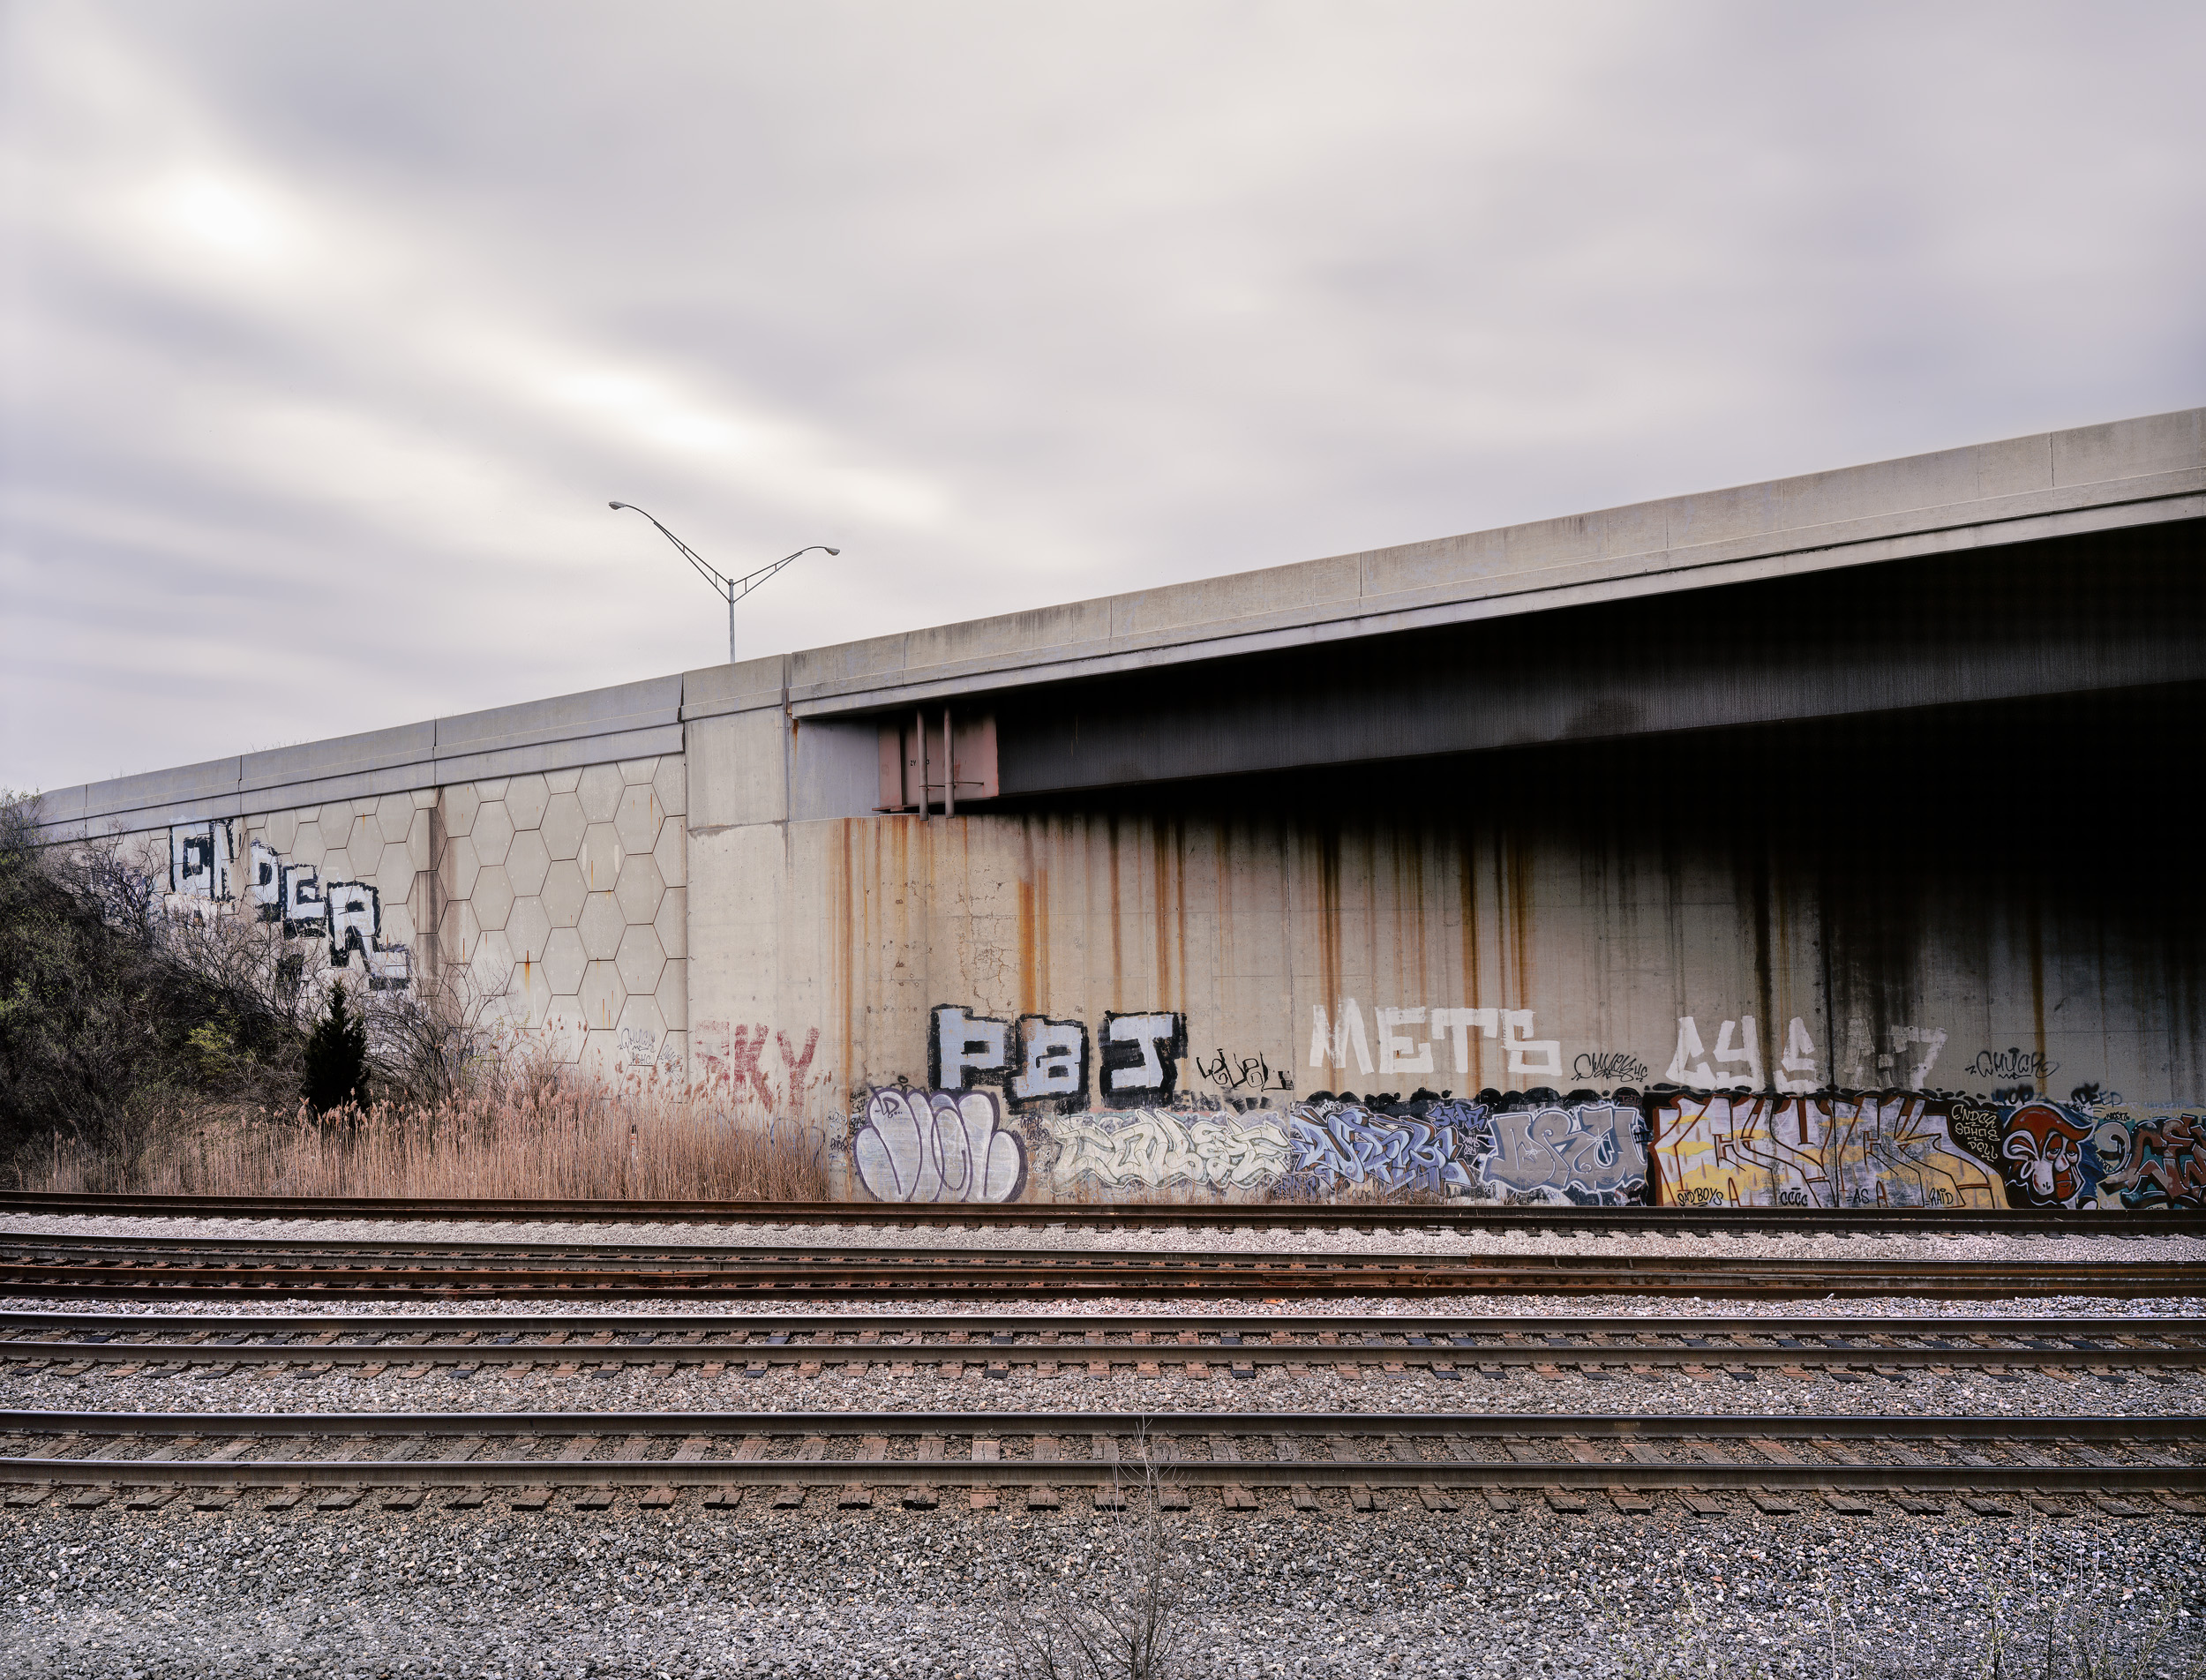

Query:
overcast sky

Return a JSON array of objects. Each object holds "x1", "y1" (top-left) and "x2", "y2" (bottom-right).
[{"x1": 4, "y1": 2, "x2": 2202, "y2": 792}]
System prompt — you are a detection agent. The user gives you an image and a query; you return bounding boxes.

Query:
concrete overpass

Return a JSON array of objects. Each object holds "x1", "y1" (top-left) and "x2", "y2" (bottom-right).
[{"x1": 30, "y1": 408, "x2": 2206, "y2": 1210}]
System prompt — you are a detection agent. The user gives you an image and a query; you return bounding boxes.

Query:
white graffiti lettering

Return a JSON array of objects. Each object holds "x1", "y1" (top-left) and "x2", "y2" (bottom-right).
[
  {"x1": 929, "y1": 1006, "x2": 1009, "y2": 1091},
  {"x1": 169, "y1": 821, "x2": 235, "y2": 901},
  {"x1": 855, "y1": 1087, "x2": 1025, "y2": 1203},
  {"x1": 1040, "y1": 1109, "x2": 1289, "y2": 1193},
  {"x1": 1666, "y1": 1014, "x2": 1765, "y2": 1089}
]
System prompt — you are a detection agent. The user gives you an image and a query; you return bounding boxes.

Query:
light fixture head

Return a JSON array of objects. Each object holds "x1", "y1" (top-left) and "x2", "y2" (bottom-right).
[{"x1": 825, "y1": 547, "x2": 841, "y2": 555}]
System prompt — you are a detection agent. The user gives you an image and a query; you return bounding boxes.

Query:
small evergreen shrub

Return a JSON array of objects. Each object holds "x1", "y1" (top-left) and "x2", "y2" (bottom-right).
[{"x1": 302, "y1": 983, "x2": 370, "y2": 1115}]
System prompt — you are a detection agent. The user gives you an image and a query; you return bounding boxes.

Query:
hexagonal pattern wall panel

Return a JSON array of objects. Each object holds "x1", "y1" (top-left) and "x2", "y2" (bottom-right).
[
  {"x1": 654, "y1": 887, "x2": 687, "y2": 959},
  {"x1": 443, "y1": 834, "x2": 481, "y2": 901},
  {"x1": 577, "y1": 763, "x2": 624, "y2": 823},
  {"x1": 539, "y1": 926, "x2": 589, "y2": 995},
  {"x1": 578, "y1": 823, "x2": 624, "y2": 892},
  {"x1": 576, "y1": 890, "x2": 627, "y2": 961},
  {"x1": 614, "y1": 922, "x2": 664, "y2": 996},
  {"x1": 229, "y1": 754, "x2": 687, "y2": 1079},
  {"x1": 506, "y1": 896, "x2": 552, "y2": 965},
  {"x1": 472, "y1": 801, "x2": 515, "y2": 866},
  {"x1": 472, "y1": 865, "x2": 515, "y2": 933},
  {"x1": 614, "y1": 853, "x2": 664, "y2": 925},
  {"x1": 376, "y1": 793, "x2": 416, "y2": 844},
  {"x1": 540, "y1": 792, "x2": 587, "y2": 861},
  {"x1": 652, "y1": 819, "x2": 685, "y2": 889},
  {"x1": 538, "y1": 859, "x2": 588, "y2": 928},
  {"x1": 442, "y1": 784, "x2": 480, "y2": 837},
  {"x1": 577, "y1": 960, "x2": 626, "y2": 1030},
  {"x1": 612, "y1": 784, "x2": 660, "y2": 855},
  {"x1": 652, "y1": 758, "x2": 686, "y2": 818},
  {"x1": 504, "y1": 773, "x2": 550, "y2": 831},
  {"x1": 505, "y1": 829, "x2": 552, "y2": 897}
]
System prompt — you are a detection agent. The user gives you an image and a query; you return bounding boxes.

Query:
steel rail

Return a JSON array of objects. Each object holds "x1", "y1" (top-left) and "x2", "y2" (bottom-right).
[
  {"x1": 4, "y1": 1249, "x2": 2199, "y2": 1300},
  {"x1": 4, "y1": 1311, "x2": 2199, "y2": 1374},
  {"x1": 2, "y1": 1411, "x2": 2200, "y2": 1497},
  {"x1": 7, "y1": 1189, "x2": 2203, "y2": 1237},
  {"x1": 10, "y1": 1309, "x2": 2194, "y2": 1336}
]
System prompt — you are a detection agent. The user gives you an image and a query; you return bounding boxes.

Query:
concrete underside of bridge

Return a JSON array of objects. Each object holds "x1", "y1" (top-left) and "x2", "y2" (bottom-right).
[{"x1": 690, "y1": 519, "x2": 2204, "y2": 1114}]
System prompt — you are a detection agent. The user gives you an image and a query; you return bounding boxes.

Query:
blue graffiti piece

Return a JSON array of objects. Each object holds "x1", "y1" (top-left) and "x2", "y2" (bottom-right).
[
  {"x1": 1286, "y1": 1106, "x2": 1472, "y2": 1196},
  {"x1": 1476, "y1": 1103, "x2": 1647, "y2": 1201}
]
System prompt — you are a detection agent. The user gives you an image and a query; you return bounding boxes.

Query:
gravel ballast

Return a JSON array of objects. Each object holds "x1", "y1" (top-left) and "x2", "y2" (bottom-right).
[
  {"x1": 7, "y1": 1217, "x2": 2202, "y2": 1678},
  {"x1": 5, "y1": 1489, "x2": 2202, "y2": 1678},
  {"x1": 5, "y1": 1343, "x2": 2201, "y2": 1421}
]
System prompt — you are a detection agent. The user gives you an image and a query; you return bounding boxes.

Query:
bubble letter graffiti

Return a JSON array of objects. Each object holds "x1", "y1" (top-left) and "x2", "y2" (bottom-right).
[{"x1": 853, "y1": 1087, "x2": 1025, "y2": 1204}]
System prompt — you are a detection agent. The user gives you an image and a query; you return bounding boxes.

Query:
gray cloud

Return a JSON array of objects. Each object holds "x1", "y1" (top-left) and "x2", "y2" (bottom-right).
[{"x1": 4, "y1": 0, "x2": 2202, "y2": 791}]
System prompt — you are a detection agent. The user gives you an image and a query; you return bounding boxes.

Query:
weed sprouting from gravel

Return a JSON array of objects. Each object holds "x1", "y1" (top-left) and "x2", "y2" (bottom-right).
[{"x1": 997, "y1": 1448, "x2": 1194, "y2": 1680}]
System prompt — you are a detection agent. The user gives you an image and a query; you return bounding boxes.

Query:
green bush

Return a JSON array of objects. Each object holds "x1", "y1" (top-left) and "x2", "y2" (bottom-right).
[{"x1": 0, "y1": 793, "x2": 314, "y2": 1176}]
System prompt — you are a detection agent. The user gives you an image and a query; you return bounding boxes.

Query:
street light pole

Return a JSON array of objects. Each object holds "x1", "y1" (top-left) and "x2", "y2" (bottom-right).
[{"x1": 609, "y1": 503, "x2": 837, "y2": 666}]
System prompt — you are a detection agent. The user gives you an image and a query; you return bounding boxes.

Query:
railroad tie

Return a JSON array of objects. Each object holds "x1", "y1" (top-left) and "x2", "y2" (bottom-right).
[
  {"x1": 118, "y1": 1437, "x2": 199, "y2": 1509},
  {"x1": 901, "y1": 1434, "x2": 944, "y2": 1511},
  {"x1": 841, "y1": 1436, "x2": 889, "y2": 1509},
  {"x1": 703, "y1": 1433, "x2": 769, "y2": 1510},
  {"x1": 967, "y1": 1436, "x2": 1002, "y2": 1511},
  {"x1": 641, "y1": 1434, "x2": 713, "y2": 1509},
  {"x1": 1022, "y1": 1435, "x2": 1061, "y2": 1511},
  {"x1": 771, "y1": 1435, "x2": 826, "y2": 1510}
]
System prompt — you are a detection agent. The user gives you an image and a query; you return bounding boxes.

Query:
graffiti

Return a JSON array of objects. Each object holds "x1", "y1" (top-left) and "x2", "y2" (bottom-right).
[
  {"x1": 1650, "y1": 1091, "x2": 2002, "y2": 1209},
  {"x1": 2001, "y1": 1102, "x2": 2091, "y2": 1206},
  {"x1": 1040, "y1": 1109, "x2": 1290, "y2": 1194},
  {"x1": 1996, "y1": 1100, "x2": 2206, "y2": 1211},
  {"x1": 1881, "y1": 1024, "x2": 1947, "y2": 1089},
  {"x1": 2097, "y1": 1111, "x2": 2206, "y2": 1209},
  {"x1": 1666, "y1": 1015, "x2": 1764, "y2": 1090},
  {"x1": 1287, "y1": 1102, "x2": 1478, "y2": 1196},
  {"x1": 169, "y1": 820, "x2": 236, "y2": 900},
  {"x1": 1309, "y1": 1000, "x2": 1559, "y2": 1079},
  {"x1": 927, "y1": 1006, "x2": 1183, "y2": 1112},
  {"x1": 1966, "y1": 1047, "x2": 2060, "y2": 1083},
  {"x1": 1572, "y1": 1051, "x2": 1649, "y2": 1084},
  {"x1": 1032, "y1": 1096, "x2": 1651, "y2": 1204},
  {"x1": 165, "y1": 821, "x2": 410, "y2": 988},
  {"x1": 1100, "y1": 1011, "x2": 1188, "y2": 1101},
  {"x1": 695, "y1": 1023, "x2": 772, "y2": 1105},
  {"x1": 1012, "y1": 1014, "x2": 1087, "y2": 1105},
  {"x1": 853, "y1": 1087, "x2": 1025, "y2": 1203},
  {"x1": 1481, "y1": 1102, "x2": 1647, "y2": 1200},
  {"x1": 777, "y1": 1027, "x2": 820, "y2": 1092},
  {"x1": 619, "y1": 1025, "x2": 659, "y2": 1069},
  {"x1": 1666, "y1": 1015, "x2": 1827, "y2": 1093},
  {"x1": 1193, "y1": 1047, "x2": 1292, "y2": 1096}
]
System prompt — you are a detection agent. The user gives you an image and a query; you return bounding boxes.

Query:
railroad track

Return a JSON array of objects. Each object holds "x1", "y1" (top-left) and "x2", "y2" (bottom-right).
[
  {"x1": 4, "y1": 1235, "x2": 2200, "y2": 1300},
  {"x1": 8, "y1": 1189, "x2": 2204, "y2": 1237},
  {"x1": 4, "y1": 1310, "x2": 2199, "y2": 1384},
  {"x1": 4, "y1": 1410, "x2": 2201, "y2": 1517}
]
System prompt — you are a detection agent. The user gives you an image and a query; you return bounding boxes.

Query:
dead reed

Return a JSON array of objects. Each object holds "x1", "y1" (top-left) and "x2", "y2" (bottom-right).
[{"x1": 20, "y1": 1075, "x2": 830, "y2": 1202}]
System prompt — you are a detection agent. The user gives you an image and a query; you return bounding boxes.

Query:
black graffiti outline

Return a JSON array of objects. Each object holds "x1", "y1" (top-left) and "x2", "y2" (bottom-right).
[
  {"x1": 1195, "y1": 1047, "x2": 1293, "y2": 1095},
  {"x1": 927, "y1": 1004, "x2": 1011, "y2": 1093},
  {"x1": 1572, "y1": 1051, "x2": 1650, "y2": 1084},
  {"x1": 1964, "y1": 1047, "x2": 2060, "y2": 1083},
  {"x1": 1009, "y1": 1012, "x2": 1092, "y2": 1113},
  {"x1": 1099, "y1": 1009, "x2": 1189, "y2": 1101}
]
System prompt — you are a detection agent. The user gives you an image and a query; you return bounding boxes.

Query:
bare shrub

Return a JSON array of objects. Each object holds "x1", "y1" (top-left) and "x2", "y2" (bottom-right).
[{"x1": 998, "y1": 1444, "x2": 1193, "y2": 1680}]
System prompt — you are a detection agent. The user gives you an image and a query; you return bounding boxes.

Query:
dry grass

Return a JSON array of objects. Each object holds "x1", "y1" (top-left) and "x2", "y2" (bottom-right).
[{"x1": 19, "y1": 1075, "x2": 831, "y2": 1202}]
